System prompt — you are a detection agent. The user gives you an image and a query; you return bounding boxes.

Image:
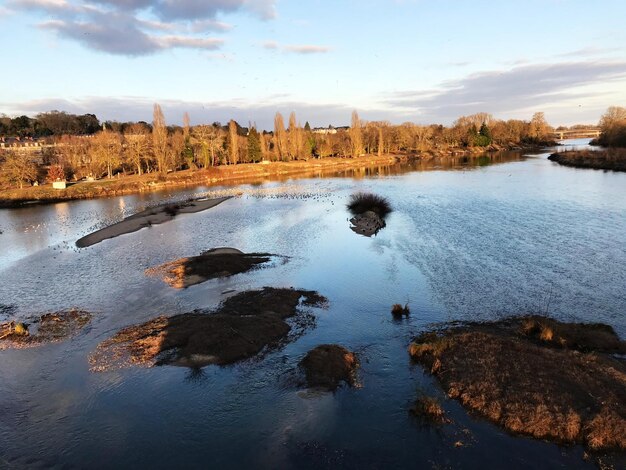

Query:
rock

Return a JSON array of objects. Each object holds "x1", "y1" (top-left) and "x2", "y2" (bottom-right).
[
  {"x1": 349, "y1": 211, "x2": 385, "y2": 237},
  {"x1": 90, "y1": 288, "x2": 327, "y2": 371}
]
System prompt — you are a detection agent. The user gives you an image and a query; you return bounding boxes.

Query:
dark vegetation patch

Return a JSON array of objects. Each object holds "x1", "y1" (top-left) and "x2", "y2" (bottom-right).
[
  {"x1": 347, "y1": 192, "x2": 392, "y2": 218},
  {"x1": 89, "y1": 288, "x2": 327, "y2": 371},
  {"x1": 391, "y1": 303, "x2": 410, "y2": 318},
  {"x1": 145, "y1": 248, "x2": 275, "y2": 288},
  {"x1": 0, "y1": 309, "x2": 92, "y2": 349},
  {"x1": 300, "y1": 344, "x2": 359, "y2": 390},
  {"x1": 548, "y1": 149, "x2": 626, "y2": 172},
  {"x1": 408, "y1": 315, "x2": 626, "y2": 451},
  {"x1": 410, "y1": 395, "x2": 449, "y2": 424}
]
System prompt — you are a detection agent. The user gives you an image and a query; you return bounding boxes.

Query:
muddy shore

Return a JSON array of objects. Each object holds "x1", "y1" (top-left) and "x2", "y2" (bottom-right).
[
  {"x1": 89, "y1": 287, "x2": 327, "y2": 371},
  {"x1": 146, "y1": 248, "x2": 275, "y2": 288},
  {"x1": 0, "y1": 310, "x2": 92, "y2": 349}
]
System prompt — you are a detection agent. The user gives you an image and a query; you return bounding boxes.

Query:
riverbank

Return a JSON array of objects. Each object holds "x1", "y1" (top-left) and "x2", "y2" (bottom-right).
[
  {"x1": 548, "y1": 148, "x2": 626, "y2": 172},
  {"x1": 0, "y1": 145, "x2": 542, "y2": 208}
]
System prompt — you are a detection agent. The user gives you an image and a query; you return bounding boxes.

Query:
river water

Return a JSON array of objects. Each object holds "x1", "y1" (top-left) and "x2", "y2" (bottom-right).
[{"x1": 0, "y1": 139, "x2": 624, "y2": 468}]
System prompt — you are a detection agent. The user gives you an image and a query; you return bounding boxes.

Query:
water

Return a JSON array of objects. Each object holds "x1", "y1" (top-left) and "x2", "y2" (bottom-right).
[{"x1": 0, "y1": 139, "x2": 624, "y2": 468}]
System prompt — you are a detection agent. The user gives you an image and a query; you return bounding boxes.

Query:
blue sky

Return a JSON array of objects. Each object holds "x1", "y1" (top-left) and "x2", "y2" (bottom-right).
[{"x1": 1, "y1": 0, "x2": 626, "y2": 129}]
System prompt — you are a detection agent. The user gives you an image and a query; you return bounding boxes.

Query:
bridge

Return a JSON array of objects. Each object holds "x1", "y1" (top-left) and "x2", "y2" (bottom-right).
[{"x1": 552, "y1": 128, "x2": 600, "y2": 140}]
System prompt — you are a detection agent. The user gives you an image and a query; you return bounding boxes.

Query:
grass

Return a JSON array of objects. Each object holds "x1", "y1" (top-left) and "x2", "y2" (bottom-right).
[
  {"x1": 410, "y1": 395, "x2": 449, "y2": 424},
  {"x1": 347, "y1": 192, "x2": 392, "y2": 217},
  {"x1": 391, "y1": 303, "x2": 410, "y2": 317},
  {"x1": 548, "y1": 148, "x2": 626, "y2": 172},
  {"x1": 408, "y1": 316, "x2": 626, "y2": 451}
]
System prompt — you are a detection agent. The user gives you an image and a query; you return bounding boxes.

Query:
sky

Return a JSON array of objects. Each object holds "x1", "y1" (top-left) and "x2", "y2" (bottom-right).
[{"x1": 1, "y1": 0, "x2": 626, "y2": 129}]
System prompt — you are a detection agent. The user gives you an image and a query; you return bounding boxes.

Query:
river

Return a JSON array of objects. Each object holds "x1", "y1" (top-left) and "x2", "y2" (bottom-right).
[{"x1": 0, "y1": 139, "x2": 624, "y2": 468}]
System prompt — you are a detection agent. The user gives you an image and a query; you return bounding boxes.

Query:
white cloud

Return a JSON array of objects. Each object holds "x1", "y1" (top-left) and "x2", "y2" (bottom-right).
[
  {"x1": 261, "y1": 41, "x2": 331, "y2": 54},
  {"x1": 384, "y1": 61, "x2": 626, "y2": 124},
  {"x1": 284, "y1": 44, "x2": 330, "y2": 54}
]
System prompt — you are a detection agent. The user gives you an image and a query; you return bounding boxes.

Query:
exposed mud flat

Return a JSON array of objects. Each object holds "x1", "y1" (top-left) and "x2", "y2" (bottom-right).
[
  {"x1": 0, "y1": 309, "x2": 92, "y2": 349},
  {"x1": 76, "y1": 196, "x2": 231, "y2": 247},
  {"x1": 408, "y1": 315, "x2": 626, "y2": 451},
  {"x1": 145, "y1": 248, "x2": 275, "y2": 288},
  {"x1": 90, "y1": 287, "x2": 327, "y2": 371},
  {"x1": 300, "y1": 344, "x2": 359, "y2": 390}
]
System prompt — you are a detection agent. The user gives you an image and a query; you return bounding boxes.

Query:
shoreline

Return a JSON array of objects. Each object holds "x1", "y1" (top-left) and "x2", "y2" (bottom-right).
[
  {"x1": 0, "y1": 145, "x2": 547, "y2": 208},
  {"x1": 548, "y1": 149, "x2": 626, "y2": 172}
]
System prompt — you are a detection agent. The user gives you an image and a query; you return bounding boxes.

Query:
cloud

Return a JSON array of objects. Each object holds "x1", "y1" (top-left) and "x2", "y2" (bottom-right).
[
  {"x1": 261, "y1": 40, "x2": 278, "y2": 50},
  {"x1": 384, "y1": 61, "x2": 626, "y2": 123},
  {"x1": 5, "y1": 96, "x2": 396, "y2": 130},
  {"x1": 261, "y1": 40, "x2": 330, "y2": 54},
  {"x1": 40, "y1": 15, "x2": 161, "y2": 55},
  {"x1": 284, "y1": 45, "x2": 330, "y2": 54},
  {"x1": 8, "y1": 0, "x2": 276, "y2": 55}
]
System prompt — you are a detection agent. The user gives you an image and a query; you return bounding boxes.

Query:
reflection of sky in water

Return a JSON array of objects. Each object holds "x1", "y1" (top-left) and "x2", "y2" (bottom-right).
[{"x1": 0, "y1": 141, "x2": 625, "y2": 468}]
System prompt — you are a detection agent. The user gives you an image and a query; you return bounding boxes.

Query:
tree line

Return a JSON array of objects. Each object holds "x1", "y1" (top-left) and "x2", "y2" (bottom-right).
[
  {"x1": 594, "y1": 106, "x2": 626, "y2": 147},
  {"x1": 0, "y1": 105, "x2": 560, "y2": 189}
]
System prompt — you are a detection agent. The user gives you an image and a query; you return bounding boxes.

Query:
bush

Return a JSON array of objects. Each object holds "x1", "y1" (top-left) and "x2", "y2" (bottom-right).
[{"x1": 347, "y1": 192, "x2": 392, "y2": 217}]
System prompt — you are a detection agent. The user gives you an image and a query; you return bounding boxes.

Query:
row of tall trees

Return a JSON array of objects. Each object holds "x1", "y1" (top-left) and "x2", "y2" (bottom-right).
[
  {"x1": 1, "y1": 106, "x2": 561, "y2": 188},
  {"x1": 0, "y1": 111, "x2": 101, "y2": 137}
]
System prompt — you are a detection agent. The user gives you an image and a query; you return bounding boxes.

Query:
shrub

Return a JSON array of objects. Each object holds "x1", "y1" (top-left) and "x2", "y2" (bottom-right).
[
  {"x1": 347, "y1": 192, "x2": 392, "y2": 217},
  {"x1": 47, "y1": 164, "x2": 65, "y2": 182}
]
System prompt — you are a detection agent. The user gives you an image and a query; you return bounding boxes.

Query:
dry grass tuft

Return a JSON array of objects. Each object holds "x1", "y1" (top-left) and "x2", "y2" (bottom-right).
[
  {"x1": 410, "y1": 395, "x2": 449, "y2": 424},
  {"x1": 347, "y1": 192, "x2": 392, "y2": 217},
  {"x1": 391, "y1": 303, "x2": 410, "y2": 317}
]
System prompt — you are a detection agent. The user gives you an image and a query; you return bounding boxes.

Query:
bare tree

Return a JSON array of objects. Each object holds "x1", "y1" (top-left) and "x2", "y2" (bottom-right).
[
  {"x1": 169, "y1": 130, "x2": 185, "y2": 170},
  {"x1": 152, "y1": 103, "x2": 168, "y2": 173},
  {"x1": 288, "y1": 111, "x2": 305, "y2": 159},
  {"x1": 91, "y1": 130, "x2": 122, "y2": 178},
  {"x1": 349, "y1": 110, "x2": 364, "y2": 157},
  {"x1": 529, "y1": 112, "x2": 551, "y2": 141},
  {"x1": 124, "y1": 123, "x2": 150, "y2": 175},
  {"x1": 0, "y1": 151, "x2": 38, "y2": 188},
  {"x1": 183, "y1": 112, "x2": 190, "y2": 139},
  {"x1": 273, "y1": 112, "x2": 287, "y2": 161},
  {"x1": 228, "y1": 120, "x2": 239, "y2": 165}
]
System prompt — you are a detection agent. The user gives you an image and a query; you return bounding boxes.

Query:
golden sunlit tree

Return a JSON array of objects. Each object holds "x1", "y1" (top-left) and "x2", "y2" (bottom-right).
[
  {"x1": 349, "y1": 110, "x2": 364, "y2": 157},
  {"x1": 0, "y1": 151, "x2": 38, "y2": 188},
  {"x1": 152, "y1": 103, "x2": 168, "y2": 173},
  {"x1": 598, "y1": 106, "x2": 626, "y2": 147},
  {"x1": 228, "y1": 120, "x2": 239, "y2": 165},
  {"x1": 274, "y1": 112, "x2": 287, "y2": 161},
  {"x1": 124, "y1": 123, "x2": 150, "y2": 175},
  {"x1": 91, "y1": 129, "x2": 122, "y2": 178},
  {"x1": 288, "y1": 111, "x2": 305, "y2": 160},
  {"x1": 528, "y1": 112, "x2": 551, "y2": 142}
]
